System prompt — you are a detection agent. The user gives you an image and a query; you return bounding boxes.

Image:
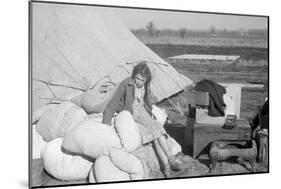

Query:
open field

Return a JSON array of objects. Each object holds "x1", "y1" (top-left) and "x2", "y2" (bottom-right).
[
  {"x1": 132, "y1": 29, "x2": 268, "y2": 48},
  {"x1": 146, "y1": 43, "x2": 268, "y2": 120},
  {"x1": 139, "y1": 36, "x2": 268, "y2": 48}
]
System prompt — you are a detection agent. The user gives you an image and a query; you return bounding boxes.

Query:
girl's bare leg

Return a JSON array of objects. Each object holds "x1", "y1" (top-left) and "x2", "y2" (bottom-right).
[
  {"x1": 158, "y1": 135, "x2": 173, "y2": 159},
  {"x1": 153, "y1": 139, "x2": 169, "y2": 167},
  {"x1": 153, "y1": 139, "x2": 171, "y2": 177},
  {"x1": 158, "y1": 135, "x2": 182, "y2": 172}
]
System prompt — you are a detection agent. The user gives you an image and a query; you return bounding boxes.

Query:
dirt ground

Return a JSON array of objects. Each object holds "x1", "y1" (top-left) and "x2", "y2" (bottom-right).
[{"x1": 32, "y1": 154, "x2": 268, "y2": 187}]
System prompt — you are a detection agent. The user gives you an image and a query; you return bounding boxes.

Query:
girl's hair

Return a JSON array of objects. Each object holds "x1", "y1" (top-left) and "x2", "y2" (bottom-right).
[
  {"x1": 131, "y1": 61, "x2": 153, "y2": 109},
  {"x1": 131, "y1": 61, "x2": 152, "y2": 84}
]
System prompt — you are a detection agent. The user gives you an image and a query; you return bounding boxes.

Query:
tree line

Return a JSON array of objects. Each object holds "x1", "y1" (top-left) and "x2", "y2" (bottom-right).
[{"x1": 131, "y1": 21, "x2": 268, "y2": 39}]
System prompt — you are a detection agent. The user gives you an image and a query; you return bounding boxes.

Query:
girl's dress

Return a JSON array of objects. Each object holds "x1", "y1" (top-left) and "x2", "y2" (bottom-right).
[{"x1": 132, "y1": 85, "x2": 167, "y2": 144}]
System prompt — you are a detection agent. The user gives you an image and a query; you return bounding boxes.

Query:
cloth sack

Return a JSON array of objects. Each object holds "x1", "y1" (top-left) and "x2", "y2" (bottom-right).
[
  {"x1": 167, "y1": 135, "x2": 182, "y2": 156},
  {"x1": 132, "y1": 145, "x2": 161, "y2": 179},
  {"x1": 88, "y1": 166, "x2": 96, "y2": 183},
  {"x1": 62, "y1": 119, "x2": 122, "y2": 159},
  {"x1": 151, "y1": 105, "x2": 168, "y2": 126},
  {"x1": 36, "y1": 102, "x2": 87, "y2": 142},
  {"x1": 114, "y1": 111, "x2": 141, "y2": 152},
  {"x1": 32, "y1": 104, "x2": 57, "y2": 124},
  {"x1": 71, "y1": 84, "x2": 119, "y2": 114},
  {"x1": 109, "y1": 148, "x2": 144, "y2": 180},
  {"x1": 32, "y1": 125, "x2": 47, "y2": 159},
  {"x1": 86, "y1": 113, "x2": 104, "y2": 123},
  {"x1": 63, "y1": 90, "x2": 84, "y2": 101},
  {"x1": 87, "y1": 113, "x2": 116, "y2": 125},
  {"x1": 94, "y1": 156, "x2": 130, "y2": 182},
  {"x1": 41, "y1": 138, "x2": 93, "y2": 181}
]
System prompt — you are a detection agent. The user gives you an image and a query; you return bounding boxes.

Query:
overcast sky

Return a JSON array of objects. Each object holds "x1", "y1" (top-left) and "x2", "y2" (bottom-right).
[{"x1": 110, "y1": 7, "x2": 268, "y2": 30}]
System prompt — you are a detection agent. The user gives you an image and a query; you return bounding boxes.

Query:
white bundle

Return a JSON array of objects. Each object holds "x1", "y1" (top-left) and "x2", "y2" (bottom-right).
[
  {"x1": 41, "y1": 138, "x2": 93, "y2": 181},
  {"x1": 32, "y1": 104, "x2": 57, "y2": 124},
  {"x1": 36, "y1": 102, "x2": 87, "y2": 142},
  {"x1": 71, "y1": 84, "x2": 119, "y2": 114},
  {"x1": 152, "y1": 105, "x2": 168, "y2": 126},
  {"x1": 62, "y1": 119, "x2": 122, "y2": 159},
  {"x1": 32, "y1": 125, "x2": 47, "y2": 159},
  {"x1": 63, "y1": 90, "x2": 84, "y2": 101},
  {"x1": 94, "y1": 156, "x2": 130, "y2": 182},
  {"x1": 109, "y1": 148, "x2": 144, "y2": 180},
  {"x1": 114, "y1": 111, "x2": 141, "y2": 152},
  {"x1": 88, "y1": 166, "x2": 96, "y2": 183},
  {"x1": 167, "y1": 135, "x2": 182, "y2": 156},
  {"x1": 86, "y1": 113, "x2": 104, "y2": 123},
  {"x1": 87, "y1": 113, "x2": 116, "y2": 125}
]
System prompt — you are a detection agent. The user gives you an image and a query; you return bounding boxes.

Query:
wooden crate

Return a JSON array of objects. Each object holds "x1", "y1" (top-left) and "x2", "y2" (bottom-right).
[
  {"x1": 184, "y1": 118, "x2": 251, "y2": 158},
  {"x1": 194, "y1": 91, "x2": 209, "y2": 107}
]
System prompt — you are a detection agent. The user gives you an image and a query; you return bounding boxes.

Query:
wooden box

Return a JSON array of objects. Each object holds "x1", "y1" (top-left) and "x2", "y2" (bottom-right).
[
  {"x1": 184, "y1": 118, "x2": 251, "y2": 158},
  {"x1": 194, "y1": 91, "x2": 209, "y2": 107}
]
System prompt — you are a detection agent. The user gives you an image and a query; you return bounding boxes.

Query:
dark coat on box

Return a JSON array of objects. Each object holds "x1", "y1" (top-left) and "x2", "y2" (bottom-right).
[{"x1": 194, "y1": 79, "x2": 226, "y2": 116}]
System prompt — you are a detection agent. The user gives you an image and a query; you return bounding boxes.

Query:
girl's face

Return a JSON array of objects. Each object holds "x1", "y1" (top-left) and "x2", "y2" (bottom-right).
[{"x1": 134, "y1": 73, "x2": 147, "y2": 88}]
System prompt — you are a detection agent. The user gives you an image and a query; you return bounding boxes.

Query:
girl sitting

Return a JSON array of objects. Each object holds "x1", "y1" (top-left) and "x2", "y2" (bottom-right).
[{"x1": 102, "y1": 61, "x2": 182, "y2": 177}]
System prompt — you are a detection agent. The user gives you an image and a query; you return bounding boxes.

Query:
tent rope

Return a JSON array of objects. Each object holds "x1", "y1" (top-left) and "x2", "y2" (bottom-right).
[
  {"x1": 167, "y1": 98, "x2": 184, "y2": 116},
  {"x1": 55, "y1": 46, "x2": 86, "y2": 88},
  {"x1": 90, "y1": 75, "x2": 113, "y2": 90},
  {"x1": 126, "y1": 60, "x2": 168, "y2": 67},
  {"x1": 46, "y1": 82, "x2": 57, "y2": 98},
  {"x1": 39, "y1": 96, "x2": 69, "y2": 102},
  {"x1": 34, "y1": 78, "x2": 86, "y2": 91}
]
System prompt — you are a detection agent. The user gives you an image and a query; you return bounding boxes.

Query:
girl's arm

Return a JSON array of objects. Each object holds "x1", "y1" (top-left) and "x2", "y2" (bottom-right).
[
  {"x1": 144, "y1": 86, "x2": 156, "y2": 116},
  {"x1": 102, "y1": 83, "x2": 125, "y2": 125}
]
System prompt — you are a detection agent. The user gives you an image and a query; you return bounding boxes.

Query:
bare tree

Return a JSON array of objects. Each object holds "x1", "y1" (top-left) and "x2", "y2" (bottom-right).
[
  {"x1": 209, "y1": 26, "x2": 216, "y2": 34},
  {"x1": 146, "y1": 21, "x2": 157, "y2": 37},
  {"x1": 179, "y1": 28, "x2": 187, "y2": 38}
]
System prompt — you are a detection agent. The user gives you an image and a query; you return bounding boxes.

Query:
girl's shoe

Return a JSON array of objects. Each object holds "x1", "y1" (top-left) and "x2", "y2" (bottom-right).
[
  {"x1": 163, "y1": 168, "x2": 171, "y2": 178},
  {"x1": 168, "y1": 156, "x2": 183, "y2": 171},
  {"x1": 162, "y1": 167, "x2": 178, "y2": 178}
]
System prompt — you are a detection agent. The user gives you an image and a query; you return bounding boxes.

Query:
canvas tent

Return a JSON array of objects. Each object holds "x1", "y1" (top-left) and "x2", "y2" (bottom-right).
[{"x1": 32, "y1": 3, "x2": 193, "y2": 111}]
